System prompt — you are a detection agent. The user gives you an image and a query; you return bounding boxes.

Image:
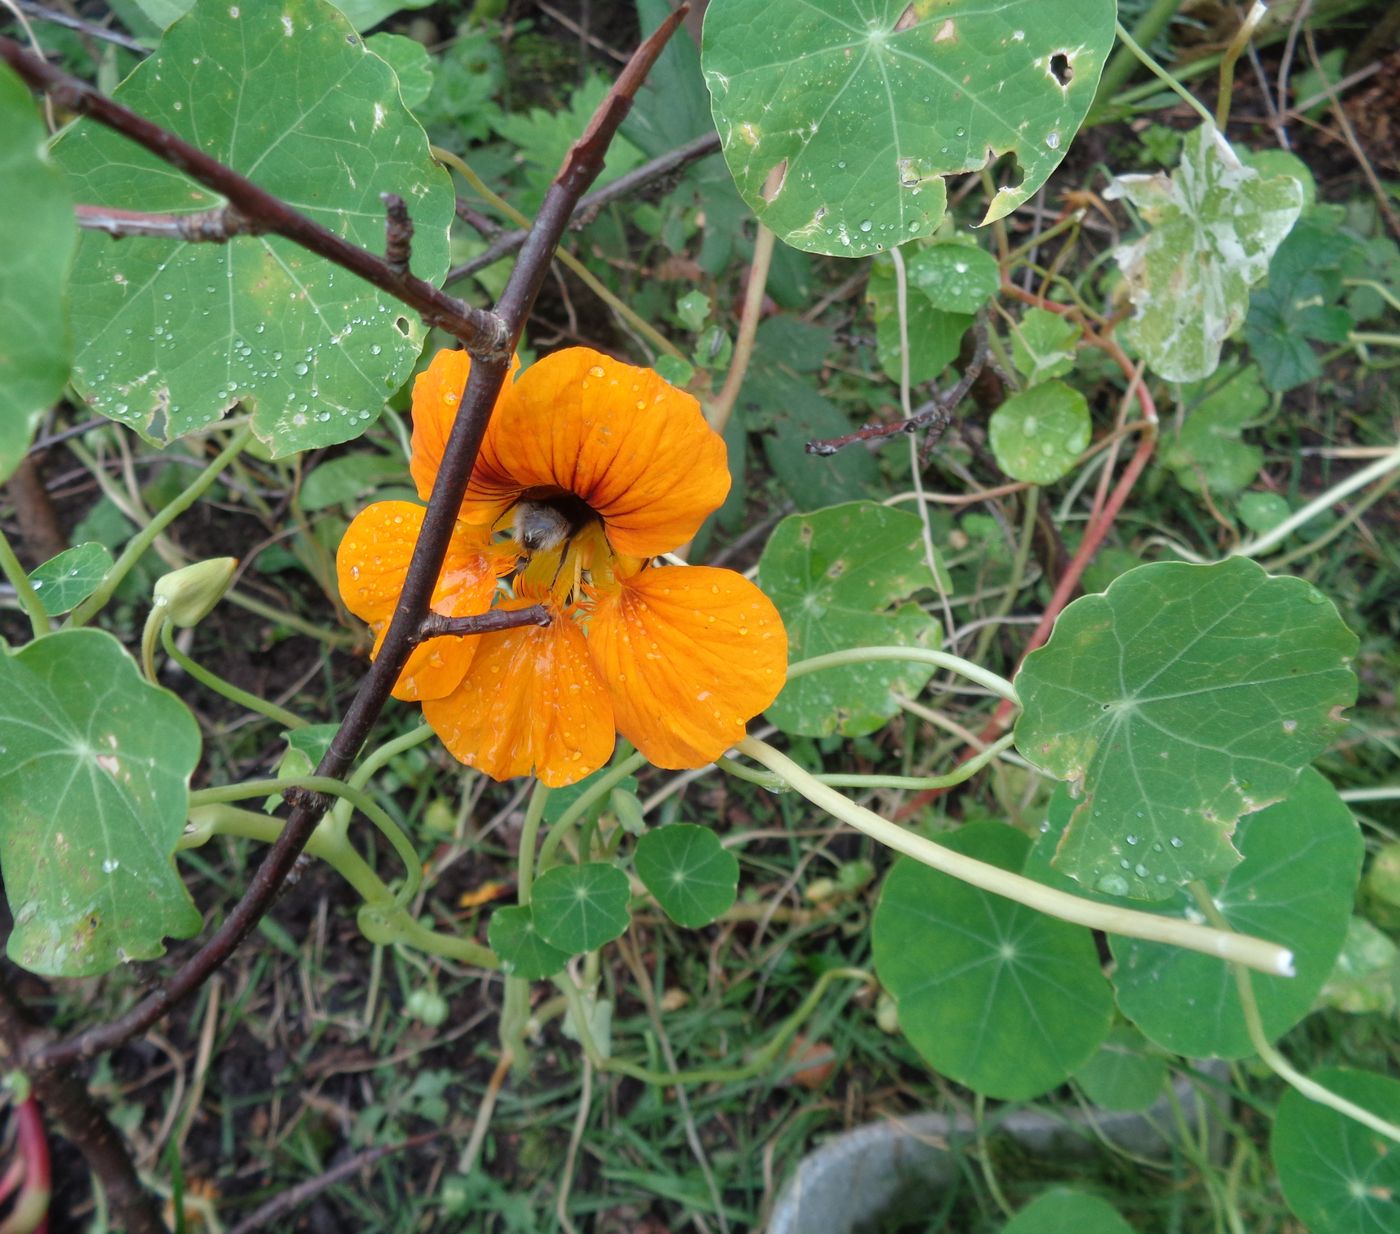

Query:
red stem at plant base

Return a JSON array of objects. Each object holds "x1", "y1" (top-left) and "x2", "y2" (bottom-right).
[
  {"x1": 894, "y1": 292, "x2": 1158, "y2": 820},
  {"x1": 25, "y1": 8, "x2": 689, "y2": 1072},
  {"x1": 11, "y1": 1096, "x2": 51, "y2": 1234}
]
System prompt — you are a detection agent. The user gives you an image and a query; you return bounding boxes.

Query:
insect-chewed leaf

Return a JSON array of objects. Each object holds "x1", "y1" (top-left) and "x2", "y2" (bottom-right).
[
  {"x1": 1014, "y1": 558, "x2": 1357, "y2": 900},
  {"x1": 0, "y1": 630, "x2": 202, "y2": 977},
  {"x1": 701, "y1": 0, "x2": 1115, "y2": 254},
  {"x1": 52, "y1": 0, "x2": 453, "y2": 456}
]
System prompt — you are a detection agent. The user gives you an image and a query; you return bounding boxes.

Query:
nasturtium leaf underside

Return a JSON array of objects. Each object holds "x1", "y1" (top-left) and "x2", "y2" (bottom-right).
[
  {"x1": 1002, "y1": 1189, "x2": 1134, "y2": 1234},
  {"x1": 1014, "y1": 557, "x2": 1357, "y2": 900},
  {"x1": 488, "y1": 905, "x2": 570, "y2": 980},
  {"x1": 0, "y1": 65, "x2": 78, "y2": 484},
  {"x1": 759, "y1": 502, "x2": 945, "y2": 737},
  {"x1": 1271, "y1": 1068, "x2": 1400, "y2": 1234},
  {"x1": 1163, "y1": 364, "x2": 1267, "y2": 495},
  {"x1": 634, "y1": 824, "x2": 738, "y2": 927},
  {"x1": 874, "y1": 824, "x2": 1112, "y2": 1100},
  {"x1": 1318, "y1": 917, "x2": 1399, "y2": 1017},
  {"x1": 1070, "y1": 1025, "x2": 1168, "y2": 1112},
  {"x1": 53, "y1": 0, "x2": 453, "y2": 456},
  {"x1": 530, "y1": 862, "x2": 631, "y2": 954},
  {"x1": 1105, "y1": 125, "x2": 1304, "y2": 383},
  {"x1": 1108, "y1": 770, "x2": 1362, "y2": 1059},
  {"x1": 988, "y1": 380, "x2": 1091, "y2": 484},
  {"x1": 1011, "y1": 307, "x2": 1080, "y2": 384},
  {"x1": 701, "y1": 0, "x2": 1114, "y2": 255},
  {"x1": 27, "y1": 543, "x2": 115, "y2": 617},
  {"x1": 365, "y1": 33, "x2": 435, "y2": 111},
  {"x1": 0, "y1": 629, "x2": 202, "y2": 977}
]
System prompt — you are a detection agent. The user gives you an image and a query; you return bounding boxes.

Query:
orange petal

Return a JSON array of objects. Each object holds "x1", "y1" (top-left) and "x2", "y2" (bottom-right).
[
  {"x1": 463, "y1": 348, "x2": 730, "y2": 557},
  {"x1": 423, "y1": 605, "x2": 615, "y2": 787},
  {"x1": 336, "y1": 501, "x2": 504, "y2": 701},
  {"x1": 587, "y1": 566, "x2": 788, "y2": 769},
  {"x1": 410, "y1": 349, "x2": 520, "y2": 503}
]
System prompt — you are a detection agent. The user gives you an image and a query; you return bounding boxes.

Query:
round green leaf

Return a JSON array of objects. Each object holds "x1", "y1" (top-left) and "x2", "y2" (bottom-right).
[
  {"x1": 53, "y1": 0, "x2": 453, "y2": 455},
  {"x1": 0, "y1": 629, "x2": 202, "y2": 977},
  {"x1": 1011, "y1": 307, "x2": 1080, "y2": 383},
  {"x1": 907, "y1": 243, "x2": 1000, "y2": 314},
  {"x1": 989, "y1": 380, "x2": 1091, "y2": 484},
  {"x1": 1071, "y1": 1025, "x2": 1168, "y2": 1112},
  {"x1": 27, "y1": 543, "x2": 115, "y2": 618},
  {"x1": 634, "y1": 824, "x2": 738, "y2": 927},
  {"x1": 1163, "y1": 365, "x2": 1267, "y2": 495},
  {"x1": 1108, "y1": 769, "x2": 1362, "y2": 1058},
  {"x1": 487, "y1": 905, "x2": 571, "y2": 980},
  {"x1": 531, "y1": 863, "x2": 631, "y2": 954},
  {"x1": 1272, "y1": 1069, "x2": 1400, "y2": 1234},
  {"x1": 872, "y1": 823, "x2": 1113, "y2": 1101},
  {"x1": 1105, "y1": 126, "x2": 1304, "y2": 383},
  {"x1": 1014, "y1": 557, "x2": 1357, "y2": 899},
  {"x1": 868, "y1": 255, "x2": 972, "y2": 384},
  {"x1": 1002, "y1": 1188, "x2": 1134, "y2": 1234},
  {"x1": 758, "y1": 502, "x2": 945, "y2": 737},
  {"x1": 701, "y1": 0, "x2": 1114, "y2": 255},
  {"x1": 0, "y1": 64, "x2": 77, "y2": 484}
]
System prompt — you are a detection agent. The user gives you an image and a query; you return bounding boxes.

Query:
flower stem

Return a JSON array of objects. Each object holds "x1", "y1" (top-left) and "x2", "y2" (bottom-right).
[
  {"x1": 536, "y1": 751, "x2": 648, "y2": 871},
  {"x1": 67, "y1": 425, "x2": 252, "y2": 629},
  {"x1": 159, "y1": 621, "x2": 306, "y2": 731},
  {"x1": 348, "y1": 722, "x2": 435, "y2": 792},
  {"x1": 739, "y1": 736, "x2": 1294, "y2": 977},
  {"x1": 1190, "y1": 885, "x2": 1400, "y2": 1144},
  {"x1": 517, "y1": 780, "x2": 551, "y2": 906},
  {"x1": 786, "y1": 646, "x2": 1020, "y2": 705},
  {"x1": 0, "y1": 525, "x2": 50, "y2": 640}
]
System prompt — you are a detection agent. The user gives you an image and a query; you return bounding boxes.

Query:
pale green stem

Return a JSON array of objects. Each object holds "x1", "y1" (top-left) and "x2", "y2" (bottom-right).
[
  {"x1": 1344, "y1": 279, "x2": 1400, "y2": 314},
  {"x1": 1093, "y1": 0, "x2": 1183, "y2": 114},
  {"x1": 1190, "y1": 885, "x2": 1400, "y2": 1145},
  {"x1": 1215, "y1": 3, "x2": 1267, "y2": 128},
  {"x1": 189, "y1": 775, "x2": 421, "y2": 906},
  {"x1": 536, "y1": 751, "x2": 648, "y2": 871},
  {"x1": 517, "y1": 780, "x2": 551, "y2": 906},
  {"x1": 181, "y1": 803, "x2": 496, "y2": 968},
  {"x1": 160, "y1": 621, "x2": 307, "y2": 731},
  {"x1": 556, "y1": 964, "x2": 870, "y2": 1086},
  {"x1": 719, "y1": 731, "x2": 1016, "y2": 793},
  {"x1": 67, "y1": 425, "x2": 253, "y2": 628},
  {"x1": 224, "y1": 587, "x2": 356, "y2": 646},
  {"x1": 1339, "y1": 786, "x2": 1400, "y2": 802},
  {"x1": 1260, "y1": 467, "x2": 1400, "y2": 571},
  {"x1": 1112, "y1": 20, "x2": 1217, "y2": 131},
  {"x1": 786, "y1": 646, "x2": 1020, "y2": 706},
  {"x1": 347, "y1": 722, "x2": 435, "y2": 793},
  {"x1": 738, "y1": 736, "x2": 1294, "y2": 976},
  {"x1": 971, "y1": 487, "x2": 1039, "y2": 668},
  {"x1": 433, "y1": 146, "x2": 684, "y2": 363},
  {"x1": 1233, "y1": 444, "x2": 1400, "y2": 559},
  {"x1": 706, "y1": 220, "x2": 775, "y2": 435},
  {"x1": 0, "y1": 526, "x2": 50, "y2": 640}
]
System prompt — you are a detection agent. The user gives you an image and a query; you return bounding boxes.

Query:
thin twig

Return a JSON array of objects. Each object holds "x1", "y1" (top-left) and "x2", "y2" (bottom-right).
[
  {"x1": 28, "y1": 6, "x2": 690, "y2": 1074},
  {"x1": 414, "y1": 604, "x2": 551, "y2": 644},
  {"x1": 14, "y1": 0, "x2": 147, "y2": 54},
  {"x1": 445, "y1": 130, "x2": 721, "y2": 284},
  {"x1": 74, "y1": 202, "x2": 265, "y2": 242},
  {"x1": 0, "y1": 36, "x2": 509, "y2": 355}
]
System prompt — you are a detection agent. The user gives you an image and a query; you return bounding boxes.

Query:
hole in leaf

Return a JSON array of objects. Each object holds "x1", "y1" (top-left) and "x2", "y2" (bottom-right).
[
  {"x1": 893, "y1": 4, "x2": 918, "y2": 33},
  {"x1": 1049, "y1": 53, "x2": 1073, "y2": 86},
  {"x1": 394, "y1": 316, "x2": 411, "y2": 335}
]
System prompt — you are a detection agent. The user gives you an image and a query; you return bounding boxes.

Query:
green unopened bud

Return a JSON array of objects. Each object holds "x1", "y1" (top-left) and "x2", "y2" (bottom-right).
[{"x1": 153, "y1": 557, "x2": 238, "y2": 627}]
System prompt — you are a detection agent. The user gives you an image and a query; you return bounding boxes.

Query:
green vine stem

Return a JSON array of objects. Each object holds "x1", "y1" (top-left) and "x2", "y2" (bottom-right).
[
  {"x1": 1110, "y1": 19, "x2": 1216, "y2": 132},
  {"x1": 1234, "y1": 443, "x2": 1400, "y2": 559},
  {"x1": 719, "y1": 732, "x2": 1016, "y2": 793},
  {"x1": 738, "y1": 736, "x2": 1294, "y2": 977},
  {"x1": 188, "y1": 774, "x2": 421, "y2": 906},
  {"x1": 556, "y1": 964, "x2": 870, "y2": 1086},
  {"x1": 348, "y1": 722, "x2": 434, "y2": 792},
  {"x1": 0, "y1": 525, "x2": 50, "y2": 640},
  {"x1": 181, "y1": 803, "x2": 496, "y2": 969},
  {"x1": 786, "y1": 646, "x2": 1020, "y2": 705},
  {"x1": 157, "y1": 620, "x2": 306, "y2": 730},
  {"x1": 1092, "y1": 0, "x2": 1182, "y2": 115},
  {"x1": 517, "y1": 780, "x2": 551, "y2": 906},
  {"x1": 66, "y1": 424, "x2": 253, "y2": 628},
  {"x1": 432, "y1": 145, "x2": 684, "y2": 364},
  {"x1": 536, "y1": 751, "x2": 649, "y2": 871},
  {"x1": 1190, "y1": 886, "x2": 1400, "y2": 1145}
]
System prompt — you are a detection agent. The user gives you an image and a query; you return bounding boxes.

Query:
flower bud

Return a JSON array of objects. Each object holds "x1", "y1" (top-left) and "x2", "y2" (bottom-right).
[{"x1": 152, "y1": 558, "x2": 237, "y2": 627}]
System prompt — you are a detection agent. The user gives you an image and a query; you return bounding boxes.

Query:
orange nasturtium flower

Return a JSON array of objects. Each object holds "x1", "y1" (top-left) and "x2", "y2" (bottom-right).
[{"x1": 336, "y1": 347, "x2": 788, "y2": 787}]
